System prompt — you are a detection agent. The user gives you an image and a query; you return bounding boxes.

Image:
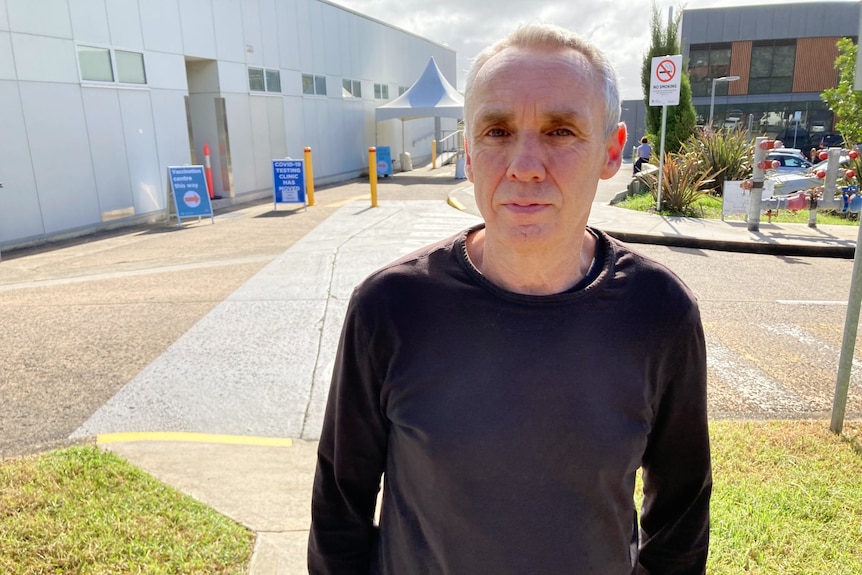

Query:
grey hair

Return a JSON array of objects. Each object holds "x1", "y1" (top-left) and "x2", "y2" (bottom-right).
[{"x1": 464, "y1": 23, "x2": 621, "y2": 139}]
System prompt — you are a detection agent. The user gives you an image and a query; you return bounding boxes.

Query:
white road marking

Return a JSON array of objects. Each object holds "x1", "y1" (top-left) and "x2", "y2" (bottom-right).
[{"x1": 707, "y1": 339, "x2": 811, "y2": 412}]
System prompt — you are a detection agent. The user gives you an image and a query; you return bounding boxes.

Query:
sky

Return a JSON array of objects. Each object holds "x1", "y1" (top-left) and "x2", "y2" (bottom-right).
[{"x1": 329, "y1": 0, "x2": 858, "y2": 101}]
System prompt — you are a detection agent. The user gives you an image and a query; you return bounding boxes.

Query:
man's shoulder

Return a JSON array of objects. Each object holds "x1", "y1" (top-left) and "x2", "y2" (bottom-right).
[{"x1": 603, "y1": 233, "x2": 697, "y2": 304}]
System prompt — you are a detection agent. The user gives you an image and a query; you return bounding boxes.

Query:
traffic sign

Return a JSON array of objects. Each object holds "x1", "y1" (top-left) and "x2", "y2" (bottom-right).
[{"x1": 649, "y1": 55, "x2": 683, "y2": 106}]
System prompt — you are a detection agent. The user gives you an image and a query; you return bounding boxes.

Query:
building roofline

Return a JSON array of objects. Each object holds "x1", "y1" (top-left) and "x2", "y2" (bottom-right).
[{"x1": 320, "y1": 0, "x2": 455, "y2": 55}]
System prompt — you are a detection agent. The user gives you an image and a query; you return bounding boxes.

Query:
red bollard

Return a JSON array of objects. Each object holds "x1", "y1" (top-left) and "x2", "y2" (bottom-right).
[{"x1": 203, "y1": 142, "x2": 214, "y2": 199}]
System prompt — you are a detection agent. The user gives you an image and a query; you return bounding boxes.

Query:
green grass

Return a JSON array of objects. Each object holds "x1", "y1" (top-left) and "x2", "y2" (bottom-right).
[
  {"x1": 0, "y1": 446, "x2": 254, "y2": 574},
  {"x1": 619, "y1": 191, "x2": 860, "y2": 225},
  {"x1": 2, "y1": 423, "x2": 861, "y2": 573},
  {"x1": 707, "y1": 420, "x2": 862, "y2": 574},
  {"x1": 634, "y1": 420, "x2": 862, "y2": 573}
]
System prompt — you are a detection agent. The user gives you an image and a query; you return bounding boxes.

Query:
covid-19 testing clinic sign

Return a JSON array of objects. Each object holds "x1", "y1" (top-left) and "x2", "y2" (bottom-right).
[{"x1": 272, "y1": 159, "x2": 307, "y2": 209}]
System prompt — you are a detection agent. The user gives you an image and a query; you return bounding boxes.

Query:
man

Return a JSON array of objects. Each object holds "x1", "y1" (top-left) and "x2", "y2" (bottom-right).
[
  {"x1": 634, "y1": 136, "x2": 652, "y2": 174},
  {"x1": 309, "y1": 23, "x2": 711, "y2": 575}
]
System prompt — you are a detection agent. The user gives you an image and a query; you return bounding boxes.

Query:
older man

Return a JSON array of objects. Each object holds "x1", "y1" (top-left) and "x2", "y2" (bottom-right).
[{"x1": 309, "y1": 23, "x2": 711, "y2": 575}]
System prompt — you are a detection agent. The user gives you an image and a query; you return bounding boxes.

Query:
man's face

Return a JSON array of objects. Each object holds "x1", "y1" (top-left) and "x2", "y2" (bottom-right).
[{"x1": 466, "y1": 45, "x2": 625, "y2": 250}]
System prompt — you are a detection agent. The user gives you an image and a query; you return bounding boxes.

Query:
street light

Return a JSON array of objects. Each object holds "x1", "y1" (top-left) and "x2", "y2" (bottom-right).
[{"x1": 708, "y1": 75, "x2": 740, "y2": 131}]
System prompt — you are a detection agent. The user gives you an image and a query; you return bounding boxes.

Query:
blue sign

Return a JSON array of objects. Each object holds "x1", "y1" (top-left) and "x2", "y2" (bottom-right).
[
  {"x1": 272, "y1": 159, "x2": 307, "y2": 205},
  {"x1": 376, "y1": 146, "x2": 393, "y2": 176},
  {"x1": 168, "y1": 166, "x2": 213, "y2": 224}
]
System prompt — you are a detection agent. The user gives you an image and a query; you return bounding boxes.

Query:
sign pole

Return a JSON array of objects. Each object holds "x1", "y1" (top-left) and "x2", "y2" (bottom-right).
[
  {"x1": 648, "y1": 54, "x2": 682, "y2": 213},
  {"x1": 831, "y1": 216, "x2": 862, "y2": 433},
  {"x1": 657, "y1": 105, "x2": 667, "y2": 211}
]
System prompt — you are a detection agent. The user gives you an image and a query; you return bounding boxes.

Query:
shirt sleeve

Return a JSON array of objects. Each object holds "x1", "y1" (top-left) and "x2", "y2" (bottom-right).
[
  {"x1": 638, "y1": 303, "x2": 712, "y2": 575},
  {"x1": 308, "y1": 293, "x2": 389, "y2": 574}
]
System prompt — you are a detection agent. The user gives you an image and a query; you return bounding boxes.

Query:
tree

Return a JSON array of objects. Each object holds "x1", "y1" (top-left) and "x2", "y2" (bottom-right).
[
  {"x1": 640, "y1": 3, "x2": 697, "y2": 154},
  {"x1": 821, "y1": 37, "x2": 862, "y2": 148}
]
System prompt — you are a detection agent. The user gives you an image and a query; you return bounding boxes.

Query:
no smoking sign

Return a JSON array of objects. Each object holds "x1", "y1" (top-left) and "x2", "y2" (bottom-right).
[{"x1": 649, "y1": 55, "x2": 682, "y2": 106}]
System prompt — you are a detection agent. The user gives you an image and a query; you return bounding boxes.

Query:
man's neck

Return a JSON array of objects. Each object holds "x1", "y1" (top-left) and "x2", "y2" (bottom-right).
[{"x1": 466, "y1": 227, "x2": 596, "y2": 296}]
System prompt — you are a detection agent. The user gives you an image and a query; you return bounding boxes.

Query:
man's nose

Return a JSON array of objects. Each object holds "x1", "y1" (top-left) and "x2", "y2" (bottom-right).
[{"x1": 506, "y1": 134, "x2": 546, "y2": 182}]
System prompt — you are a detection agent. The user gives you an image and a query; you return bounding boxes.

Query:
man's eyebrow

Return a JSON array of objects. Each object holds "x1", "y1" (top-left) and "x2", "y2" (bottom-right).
[
  {"x1": 473, "y1": 110, "x2": 512, "y2": 127},
  {"x1": 544, "y1": 110, "x2": 586, "y2": 125}
]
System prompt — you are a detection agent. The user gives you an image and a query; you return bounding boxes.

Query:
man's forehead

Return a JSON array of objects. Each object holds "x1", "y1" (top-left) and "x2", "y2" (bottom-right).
[
  {"x1": 475, "y1": 45, "x2": 593, "y2": 83},
  {"x1": 471, "y1": 105, "x2": 584, "y2": 124}
]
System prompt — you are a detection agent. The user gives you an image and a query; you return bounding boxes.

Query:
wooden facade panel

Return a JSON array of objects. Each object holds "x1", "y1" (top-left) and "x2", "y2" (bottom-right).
[
  {"x1": 793, "y1": 37, "x2": 841, "y2": 92},
  {"x1": 729, "y1": 41, "x2": 751, "y2": 95}
]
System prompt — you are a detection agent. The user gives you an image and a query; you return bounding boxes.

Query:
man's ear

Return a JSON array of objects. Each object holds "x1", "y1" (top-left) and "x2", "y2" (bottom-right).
[
  {"x1": 600, "y1": 123, "x2": 627, "y2": 180},
  {"x1": 465, "y1": 137, "x2": 474, "y2": 182}
]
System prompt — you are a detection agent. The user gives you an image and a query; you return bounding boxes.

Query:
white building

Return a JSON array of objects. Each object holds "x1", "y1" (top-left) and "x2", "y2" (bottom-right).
[{"x1": 0, "y1": 0, "x2": 458, "y2": 249}]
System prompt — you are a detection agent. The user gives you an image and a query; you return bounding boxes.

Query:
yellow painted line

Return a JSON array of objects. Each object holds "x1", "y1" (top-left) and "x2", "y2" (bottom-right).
[
  {"x1": 326, "y1": 194, "x2": 370, "y2": 208},
  {"x1": 96, "y1": 431, "x2": 293, "y2": 447},
  {"x1": 447, "y1": 196, "x2": 466, "y2": 211}
]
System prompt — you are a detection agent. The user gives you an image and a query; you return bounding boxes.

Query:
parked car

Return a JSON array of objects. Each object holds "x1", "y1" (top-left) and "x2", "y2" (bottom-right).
[
  {"x1": 768, "y1": 155, "x2": 851, "y2": 195},
  {"x1": 816, "y1": 132, "x2": 844, "y2": 149},
  {"x1": 774, "y1": 127, "x2": 811, "y2": 151},
  {"x1": 723, "y1": 117, "x2": 743, "y2": 130},
  {"x1": 767, "y1": 149, "x2": 813, "y2": 174}
]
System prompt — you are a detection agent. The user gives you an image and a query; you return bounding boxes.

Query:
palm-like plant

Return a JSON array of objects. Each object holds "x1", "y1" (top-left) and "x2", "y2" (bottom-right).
[
  {"x1": 639, "y1": 150, "x2": 720, "y2": 214},
  {"x1": 682, "y1": 129, "x2": 753, "y2": 195}
]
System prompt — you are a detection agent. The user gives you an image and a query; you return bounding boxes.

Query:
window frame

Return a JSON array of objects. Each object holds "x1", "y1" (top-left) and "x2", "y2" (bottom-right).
[
  {"x1": 342, "y1": 78, "x2": 361, "y2": 98},
  {"x1": 248, "y1": 67, "x2": 281, "y2": 93},
  {"x1": 303, "y1": 74, "x2": 327, "y2": 95},
  {"x1": 77, "y1": 44, "x2": 148, "y2": 86},
  {"x1": 749, "y1": 40, "x2": 796, "y2": 95},
  {"x1": 374, "y1": 83, "x2": 389, "y2": 100},
  {"x1": 687, "y1": 43, "x2": 733, "y2": 98}
]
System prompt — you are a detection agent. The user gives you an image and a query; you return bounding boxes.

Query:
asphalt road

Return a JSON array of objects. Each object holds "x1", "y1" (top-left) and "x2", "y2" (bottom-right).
[
  {"x1": 633, "y1": 244, "x2": 861, "y2": 419},
  {"x1": 0, "y1": 169, "x2": 467, "y2": 457},
  {"x1": 2, "y1": 164, "x2": 860, "y2": 458}
]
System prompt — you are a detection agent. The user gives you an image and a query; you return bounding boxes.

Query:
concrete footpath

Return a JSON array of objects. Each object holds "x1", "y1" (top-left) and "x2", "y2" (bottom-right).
[{"x1": 3, "y1": 162, "x2": 859, "y2": 574}]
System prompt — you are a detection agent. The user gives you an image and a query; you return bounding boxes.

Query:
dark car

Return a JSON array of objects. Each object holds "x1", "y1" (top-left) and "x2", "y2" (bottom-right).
[
  {"x1": 774, "y1": 128, "x2": 811, "y2": 151},
  {"x1": 816, "y1": 132, "x2": 844, "y2": 149}
]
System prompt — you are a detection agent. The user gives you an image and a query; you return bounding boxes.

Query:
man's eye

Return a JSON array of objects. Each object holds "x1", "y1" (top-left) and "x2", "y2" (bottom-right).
[
  {"x1": 486, "y1": 128, "x2": 508, "y2": 137},
  {"x1": 549, "y1": 128, "x2": 575, "y2": 137}
]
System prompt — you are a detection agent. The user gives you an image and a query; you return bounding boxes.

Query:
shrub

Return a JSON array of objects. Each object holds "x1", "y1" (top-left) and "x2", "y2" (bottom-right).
[
  {"x1": 638, "y1": 150, "x2": 720, "y2": 214},
  {"x1": 682, "y1": 129, "x2": 753, "y2": 195}
]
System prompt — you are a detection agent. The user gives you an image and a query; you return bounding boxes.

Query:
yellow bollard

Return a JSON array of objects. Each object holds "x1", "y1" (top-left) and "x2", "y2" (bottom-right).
[
  {"x1": 431, "y1": 140, "x2": 437, "y2": 169},
  {"x1": 369, "y1": 147, "x2": 378, "y2": 207},
  {"x1": 304, "y1": 147, "x2": 315, "y2": 206}
]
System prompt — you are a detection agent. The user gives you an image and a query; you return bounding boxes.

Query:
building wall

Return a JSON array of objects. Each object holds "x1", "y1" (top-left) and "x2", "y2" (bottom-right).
[
  {"x1": 680, "y1": 1, "x2": 858, "y2": 140},
  {"x1": 623, "y1": 1, "x2": 858, "y2": 153},
  {"x1": 0, "y1": 0, "x2": 458, "y2": 249}
]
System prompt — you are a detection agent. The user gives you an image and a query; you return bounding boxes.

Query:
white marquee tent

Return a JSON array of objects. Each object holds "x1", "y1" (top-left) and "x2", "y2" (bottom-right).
[
  {"x1": 375, "y1": 57, "x2": 464, "y2": 174},
  {"x1": 375, "y1": 57, "x2": 464, "y2": 122}
]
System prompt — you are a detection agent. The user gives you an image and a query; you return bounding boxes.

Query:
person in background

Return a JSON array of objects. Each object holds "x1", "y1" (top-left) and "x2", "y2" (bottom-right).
[
  {"x1": 634, "y1": 136, "x2": 652, "y2": 175},
  {"x1": 309, "y1": 22, "x2": 712, "y2": 575}
]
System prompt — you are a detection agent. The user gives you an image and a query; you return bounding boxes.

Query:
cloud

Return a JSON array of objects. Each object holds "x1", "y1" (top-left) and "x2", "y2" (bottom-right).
[{"x1": 328, "y1": 0, "x2": 850, "y2": 100}]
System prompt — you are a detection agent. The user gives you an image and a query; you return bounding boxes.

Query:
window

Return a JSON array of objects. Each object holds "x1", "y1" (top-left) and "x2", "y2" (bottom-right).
[
  {"x1": 248, "y1": 67, "x2": 281, "y2": 93},
  {"x1": 248, "y1": 68, "x2": 265, "y2": 91},
  {"x1": 398, "y1": 86, "x2": 409, "y2": 96},
  {"x1": 116, "y1": 50, "x2": 146, "y2": 84},
  {"x1": 77, "y1": 46, "x2": 149, "y2": 84},
  {"x1": 265, "y1": 69, "x2": 281, "y2": 93},
  {"x1": 374, "y1": 83, "x2": 389, "y2": 99},
  {"x1": 78, "y1": 46, "x2": 114, "y2": 82},
  {"x1": 342, "y1": 78, "x2": 361, "y2": 98},
  {"x1": 77, "y1": 45, "x2": 146, "y2": 84},
  {"x1": 749, "y1": 41, "x2": 795, "y2": 94},
  {"x1": 303, "y1": 74, "x2": 327, "y2": 95},
  {"x1": 687, "y1": 44, "x2": 731, "y2": 97}
]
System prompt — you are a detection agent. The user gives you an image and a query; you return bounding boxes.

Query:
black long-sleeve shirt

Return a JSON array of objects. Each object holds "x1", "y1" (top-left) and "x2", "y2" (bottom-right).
[{"x1": 309, "y1": 225, "x2": 711, "y2": 574}]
